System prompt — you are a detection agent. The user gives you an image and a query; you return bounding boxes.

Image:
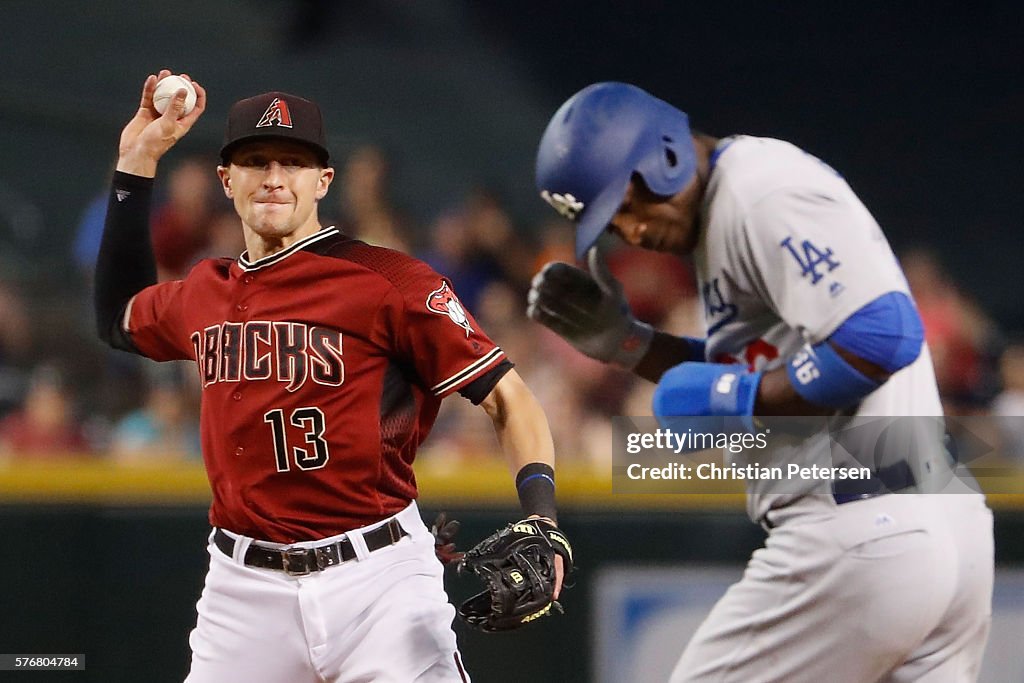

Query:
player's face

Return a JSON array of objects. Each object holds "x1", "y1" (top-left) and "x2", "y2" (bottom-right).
[
  {"x1": 607, "y1": 176, "x2": 702, "y2": 255},
  {"x1": 218, "y1": 140, "x2": 334, "y2": 241}
]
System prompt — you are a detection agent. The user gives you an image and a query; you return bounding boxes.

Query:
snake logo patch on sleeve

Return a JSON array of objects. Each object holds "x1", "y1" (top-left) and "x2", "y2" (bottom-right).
[{"x1": 426, "y1": 281, "x2": 473, "y2": 337}]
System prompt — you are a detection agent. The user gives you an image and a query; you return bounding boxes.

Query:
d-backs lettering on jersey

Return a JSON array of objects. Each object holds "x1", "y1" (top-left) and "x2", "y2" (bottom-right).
[
  {"x1": 124, "y1": 228, "x2": 506, "y2": 542},
  {"x1": 192, "y1": 321, "x2": 344, "y2": 392}
]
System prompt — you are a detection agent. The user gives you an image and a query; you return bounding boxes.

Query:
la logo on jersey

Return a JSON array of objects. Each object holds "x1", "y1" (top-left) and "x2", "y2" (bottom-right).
[
  {"x1": 426, "y1": 281, "x2": 473, "y2": 337},
  {"x1": 256, "y1": 98, "x2": 293, "y2": 129},
  {"x1": 780, "y1": 236, "x2": 840, "y2": 285}
]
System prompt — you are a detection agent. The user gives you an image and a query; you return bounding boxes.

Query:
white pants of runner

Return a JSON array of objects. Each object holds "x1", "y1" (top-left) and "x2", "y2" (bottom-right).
[
  {"x1": 671, "y1": 494, "x2": 993, "y2": 683},
  {"x1": 185, "y1": 501, "x2": 469, "y2": 683}
]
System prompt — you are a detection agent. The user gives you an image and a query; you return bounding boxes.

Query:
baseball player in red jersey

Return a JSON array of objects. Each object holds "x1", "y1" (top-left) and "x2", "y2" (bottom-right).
[{"x1": 95, "y1": 71, "x2": 569, "y2": 682}]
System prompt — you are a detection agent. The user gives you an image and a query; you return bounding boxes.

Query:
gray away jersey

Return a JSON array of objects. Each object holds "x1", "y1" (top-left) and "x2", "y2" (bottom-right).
[{"x1": 695, "y1": 136, "x2": 946, "y2": 521}]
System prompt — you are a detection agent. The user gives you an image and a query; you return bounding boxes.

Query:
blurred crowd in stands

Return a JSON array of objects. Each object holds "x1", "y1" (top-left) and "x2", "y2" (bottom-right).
[{"x1": 1, "y1": 148, "x2": 1023, "y2": 470}]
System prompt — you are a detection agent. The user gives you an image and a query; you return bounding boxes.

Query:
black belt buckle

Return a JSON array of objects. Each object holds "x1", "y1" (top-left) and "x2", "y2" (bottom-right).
[{"x1": 281, "y1": 547, "x2": 313, "y2": 576}]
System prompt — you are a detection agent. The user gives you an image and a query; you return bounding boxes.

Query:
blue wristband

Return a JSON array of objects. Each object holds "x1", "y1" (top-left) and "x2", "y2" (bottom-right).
[
  {"x1": 652, "y1": 362, "x2": 762, "y2": 433},
  {"x1": 787, "y1": 341, "x2": 880, "y2": 409}
]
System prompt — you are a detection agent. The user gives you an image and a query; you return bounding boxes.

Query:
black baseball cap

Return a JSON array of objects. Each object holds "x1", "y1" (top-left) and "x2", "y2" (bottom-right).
[{"x1": 220, "y1": 91, "x2": 331, "y2": 167}]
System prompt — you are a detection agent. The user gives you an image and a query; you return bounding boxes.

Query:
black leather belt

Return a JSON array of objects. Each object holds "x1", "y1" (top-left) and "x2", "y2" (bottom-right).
[
  {"x1": 214, "y1": 519, "x2": 408, "y2": 576},
  {"x1": 832, "y1": 491, "x2": 887, "y2": 505},
  {"x1": 832, "y1": 459, "x2": 916, "y2": 505},
  {"x1": 761, "y1": 460, "x2": 917, "y2": 530}
]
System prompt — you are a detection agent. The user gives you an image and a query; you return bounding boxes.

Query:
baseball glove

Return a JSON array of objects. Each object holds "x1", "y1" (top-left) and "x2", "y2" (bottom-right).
[{"x1": 456, "y1": 518, "x2": 574, "y2": 632}]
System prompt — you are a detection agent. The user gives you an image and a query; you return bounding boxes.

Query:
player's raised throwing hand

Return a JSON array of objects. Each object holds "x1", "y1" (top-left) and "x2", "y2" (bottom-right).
[{"x1": 117, "y1": 69, "x2": 207, "y2": 178}]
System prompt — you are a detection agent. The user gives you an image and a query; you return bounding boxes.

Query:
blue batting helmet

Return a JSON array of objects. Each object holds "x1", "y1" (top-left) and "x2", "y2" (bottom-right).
[{"x1": 535, "y1": 82, "x2": 696, "y2": 259}]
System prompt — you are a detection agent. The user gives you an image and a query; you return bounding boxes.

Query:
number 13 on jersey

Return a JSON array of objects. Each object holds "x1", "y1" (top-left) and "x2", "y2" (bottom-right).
[{"x1": 263, "y1": 407, "x2": 331, "y2": 472}]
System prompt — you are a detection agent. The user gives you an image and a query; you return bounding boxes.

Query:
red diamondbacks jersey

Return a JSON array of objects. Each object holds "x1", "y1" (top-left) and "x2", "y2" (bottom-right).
[{"x1": 124, "y1": 227, "x2": 506, "y2": 542}]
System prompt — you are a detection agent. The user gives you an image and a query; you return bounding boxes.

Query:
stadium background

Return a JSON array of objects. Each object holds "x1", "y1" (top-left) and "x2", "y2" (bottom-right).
[{"x1": 1, "y1": 2, "x2": 1022, "y2": 681}]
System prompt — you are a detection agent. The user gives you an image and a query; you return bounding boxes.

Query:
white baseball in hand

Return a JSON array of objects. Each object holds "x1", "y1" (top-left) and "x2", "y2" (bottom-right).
[{"x1": 152, "y1": 75, "x2": 197, "y2": 117}]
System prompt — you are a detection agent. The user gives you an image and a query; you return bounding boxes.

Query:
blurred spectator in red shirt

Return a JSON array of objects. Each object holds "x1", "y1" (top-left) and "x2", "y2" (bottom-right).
[
  {"x1": 605, "y1": 243, "x2": 696, "y2": 328},
  {"x1": 0, "y1": 364, "x2": 89, "y2": 457},
  {"x1": 902, "y1": 248, "x2": 1000, "y2": 412},
  {"x1": 151, "y1": 156, "x2": 216, "y2": 280}
]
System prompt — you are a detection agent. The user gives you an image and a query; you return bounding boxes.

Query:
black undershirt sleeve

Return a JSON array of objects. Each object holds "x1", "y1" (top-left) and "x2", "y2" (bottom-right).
[
  {"x1": 94, "y1": 171, "x2": 157, "y2": 352},
  {"x1": 458, "y1": 359, "x2": 514, "y2": 405}
]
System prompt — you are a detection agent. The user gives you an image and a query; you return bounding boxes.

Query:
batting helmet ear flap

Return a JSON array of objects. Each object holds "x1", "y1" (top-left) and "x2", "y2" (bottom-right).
[{"x1": 632, "y1": 111, "x2": 697, "y2": 198}]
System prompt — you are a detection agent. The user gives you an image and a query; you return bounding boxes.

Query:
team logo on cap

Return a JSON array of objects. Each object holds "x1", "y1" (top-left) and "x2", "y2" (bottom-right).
[
  {"x1": 426, "y1": 281, "x2": 473, "y2": 337},
  {"x1": 540, "y1": 190, "x2": 584, "y2": 221},
  {"x1": 256, "y1": 98, "x2": 293, "y2": 129}
]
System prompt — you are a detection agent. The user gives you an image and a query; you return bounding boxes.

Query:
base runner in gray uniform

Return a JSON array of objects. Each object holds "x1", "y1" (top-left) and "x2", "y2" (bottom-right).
[{"x1": 528, "y1": 82, "x2": 993, "y2": 682}]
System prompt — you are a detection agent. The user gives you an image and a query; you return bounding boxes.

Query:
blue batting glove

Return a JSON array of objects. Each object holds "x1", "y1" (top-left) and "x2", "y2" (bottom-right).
[{"x1": 652, "y1": 362, "x2": 762, "y2": 433}]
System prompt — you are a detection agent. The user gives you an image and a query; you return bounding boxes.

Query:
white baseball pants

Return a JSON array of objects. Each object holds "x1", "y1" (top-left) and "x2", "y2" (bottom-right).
[
  {"x1": 670, "y1": 494, "x2": 993, "y2": 682},
  {"x1": 185, "y1": 501, "x2": 470, "y2": 683}
]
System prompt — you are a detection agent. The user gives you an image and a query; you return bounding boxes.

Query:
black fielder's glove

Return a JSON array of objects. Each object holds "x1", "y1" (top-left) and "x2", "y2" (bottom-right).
[{"x1": 457, "y1": 518, "x2": 574, "y2": 632}]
